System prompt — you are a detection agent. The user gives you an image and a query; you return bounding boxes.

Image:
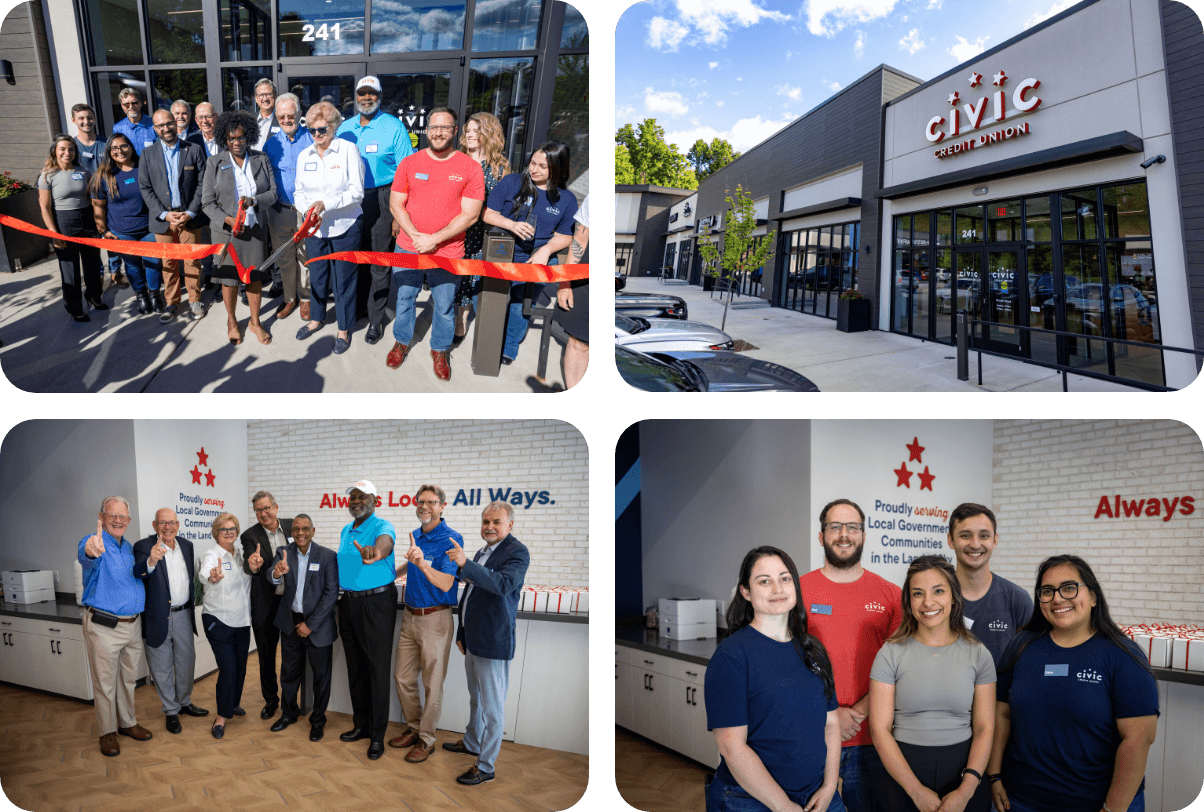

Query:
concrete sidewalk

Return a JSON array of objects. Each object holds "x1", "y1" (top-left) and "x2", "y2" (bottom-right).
[
  {"x1": 0, "y1": 256, "x2": 569, "y2": 393},
  {"x1": 624, "y1": 278, "x2": 1136, "y2": 392}
]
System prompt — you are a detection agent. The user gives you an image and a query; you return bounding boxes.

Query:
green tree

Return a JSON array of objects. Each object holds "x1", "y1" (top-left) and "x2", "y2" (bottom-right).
[
  {"x1": 614, "y1": 119, "x2": 697, "y2": 189},
  {"x1": 697, "y1": 184, "x2": 775, "y2": 330},
  {"x1": 686, "y1": 137, "x2": 741, "y2": 182},
  {"x1": 616, "y1": 144, "x2": 636, "y2": 184}
]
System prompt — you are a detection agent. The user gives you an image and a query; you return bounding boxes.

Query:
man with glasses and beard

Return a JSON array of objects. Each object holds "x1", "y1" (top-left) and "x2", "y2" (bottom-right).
[
  {"x1": 336, "y1": 76, "x2": 414, "y2": 344},
  {"x1": 799, "y1": 498, "x2": 902, "y2": 812}
]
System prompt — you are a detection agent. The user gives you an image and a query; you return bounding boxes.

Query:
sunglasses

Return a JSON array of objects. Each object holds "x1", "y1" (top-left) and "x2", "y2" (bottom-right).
[{"x1": 306, "y1": 126, "x2": 331, "y2": 136}]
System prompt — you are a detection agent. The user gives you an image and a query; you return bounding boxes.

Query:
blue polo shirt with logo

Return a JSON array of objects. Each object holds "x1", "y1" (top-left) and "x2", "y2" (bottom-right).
[
  {"x1": 338, "y1": 512, "x2": 396, "y2": 591},
  {"x1": 404, "y1": 519, "x2": 461, "y2": 608},
  {"x1": 486, "y1": 172, "x2": 579, "y2": 262},
  {"x1": 336, "y1": 108, "x2": 413, "y2": 189},
  {"x1": 997, "y1": 632, "x2": 1159, "y2": 812}
]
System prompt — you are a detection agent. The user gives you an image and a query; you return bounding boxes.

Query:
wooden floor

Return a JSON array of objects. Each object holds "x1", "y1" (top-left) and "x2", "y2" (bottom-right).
[
  {"x1": 615, "y1": 727, "x2": 709, "y2": 812},
  {"x1": 0, "y1": 654, "x2": 587, "y2": 812}
]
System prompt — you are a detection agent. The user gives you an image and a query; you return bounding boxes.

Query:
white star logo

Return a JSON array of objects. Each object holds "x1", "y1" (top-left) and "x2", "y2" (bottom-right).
[
  {"x1": 948, "y1": 91, "x2": 960, "y2": 106},
  {"x1": 408, "y1": 105, "x2": 415, "y2": 111},
  {"x1": 993, "y1": 70, "x2": 1007, "y2": 87},
  {"x1": 969, "y1": 72, "x2": 983, "y2": 87}
]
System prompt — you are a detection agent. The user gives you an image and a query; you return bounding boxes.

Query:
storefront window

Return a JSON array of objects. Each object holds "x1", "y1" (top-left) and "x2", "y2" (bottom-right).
[
  {"x1": 547, "y1": 52, "x2": 588, "y2": 189},
  {"x1": 1102, "y1": 183, "x2": 1151, "y2": 239},
  {"x1": 935, "y1": 210, "x2": 952, "y2": 246},
  {"x1": 560, "y1": 3, "x2": 587, "y2": 48},
  {"x1": 933, "y1": 248, "x2": 952, "y2": 343},
  {"x1": 222, "y1": 0, "x2": 273, "y2": 61},
  {"x1": 371, "y1": 0, "x2": 465, "y2": 53},
  {"x1": 894, "y1": 215, "x2": 911, "y2": 249},
  {"x1": 472, "y1": 0, "x2": 542, "y2": 52},
  {"x1": 222, "y1": 65, "x2": 272, "y2": 112},
  {"x1": 1106, "y1": 240, "x2": 1161, "y2": 384},
  {"x1": 466, "y1": 57, "x2": 535, "y2": 173},
  {"x1": 279, "y1": 0, "x2": 365, "y2": 56},
  {"x1": 151, "y1": 68, "x2": 207, "y2": 111},
  {"x1": 1025, "y1": 195, "x2": 1052, "y2": 242},
  {"x1": 1061, "y1": 188, "x2": 1098, "y2": 240},
  {"x1": 144, "y1": 0, "x2": 206, "y2": 64},
  {"x1": 93, "y1": 71, "x2": 147, "y2": 133},
  {"x1": 893, "y1": 249, "x2": 911, "y2": 332},
  {"x1": 912, "y1": 213, "x2": 930, "y2": 248},
  {"x1": 986, "y1": 200, "x2": 1022, "y2": 242},
  {"x1": 85, "y1": 0, "x2": 143, "y2": 66},
  {"x1": 955, "y1": 207, "x2": 982, "y2": 244},
  {"x1": 1027, "y1": 245, "x2": 1056, "y2": 366},
  {"x1": 1061, "y1": 243, "x2": 1105, "y2": 374}
]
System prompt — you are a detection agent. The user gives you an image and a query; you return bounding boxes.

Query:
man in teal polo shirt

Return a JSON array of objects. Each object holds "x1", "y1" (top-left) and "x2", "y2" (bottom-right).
[
  {"x1": 336, "y1": 76, "x2": 414, "y2": 344},
  {"x1": 336, "y1": 479, "x2": 397, "y2": 760}
]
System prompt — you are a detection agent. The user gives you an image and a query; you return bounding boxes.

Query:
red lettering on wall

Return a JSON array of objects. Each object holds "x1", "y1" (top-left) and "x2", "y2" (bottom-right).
[{"x1": 1094, "y1": 494, "x2": 1197, "y2": 521}]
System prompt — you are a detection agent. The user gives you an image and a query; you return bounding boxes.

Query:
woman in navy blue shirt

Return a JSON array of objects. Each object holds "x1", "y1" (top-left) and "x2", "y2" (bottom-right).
[
  {"x1": 90, "y1": 133, "x2": 161, "y2": 316},
  {"x1": 987, "y1": 555, "x2": 1158, "y2": 812},
  {"x1": 704, "y1": 546, "x2": 842, "y2": 812}
]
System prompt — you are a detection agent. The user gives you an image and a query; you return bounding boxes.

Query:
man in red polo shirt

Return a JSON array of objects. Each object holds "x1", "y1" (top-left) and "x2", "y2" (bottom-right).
[
  {"x1": 800, "y1": 498, "x2": 902, "y2": 812},
  {"x1": 386, "y1": 107, "x2": 485, "y2": 380}
]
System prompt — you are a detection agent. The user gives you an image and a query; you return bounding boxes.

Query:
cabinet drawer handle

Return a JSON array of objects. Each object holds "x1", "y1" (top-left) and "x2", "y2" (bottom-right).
[
  {"x1": 48, "y1": 628, "x2": 60, "y2": 633},
  {"x1": 686, "y1": 670, "x2": 697, "y2": 676},
  {"x1": 643, "y1": 659, "x2": 654, "y2": 664}
]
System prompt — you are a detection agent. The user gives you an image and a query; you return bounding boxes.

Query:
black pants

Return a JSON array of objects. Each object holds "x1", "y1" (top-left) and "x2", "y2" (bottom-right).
[
  {"x1": 251, "y1": 594, "x2": 282, "y2": 704},
  {"x1": 878, "y1": 738, "x2": 992, "y2": 812},
  {"x1": 337, "y1": 584, "x2": 397, "y2": 743},
  {"x1": 202, "y1": 613, "x2": 250, "y2": 719},
  {"x1": 55, "y1": 209, "x2": 102, "y2": 315},
  {"x1": 279, "y1": 619, "x2": 333, "y2": 728},
  {"x1": 358, "y1": 184, "x2": 395, "y2": 325}
]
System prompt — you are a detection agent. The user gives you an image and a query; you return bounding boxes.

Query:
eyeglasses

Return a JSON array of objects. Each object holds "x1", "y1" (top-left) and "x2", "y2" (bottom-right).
[
  {"x1": 255, "y1": 92, "x2": 275, "y2": 100},
  {"x1": 253, "y1": 505, "x2": 276, "y2": 514},
  {"x1": 156, "y1": 520, "x2": 180, "y2": 527},
  {"x1": 415, "y1": 499, "x2": 441, "y2": 507},
  {"x1": 227, "y1": 135, "x2": 248, "y2": 144},
  {"x1": 218, "y1": 527, "x2": 238, "y2": 535},
  {"x1": 306, "y1": 126, "x2": 330, "y2": 136},
  {"x1": 356, "y1": 89, "x2": 377, "y2": 96},
  {"x1": 1038, "y1": 582, "x2": 1088, "y2": 603},
  {"x1": 120, "y1": 101, "x2": 140, "y2": 108},
  {"x1": 427, "y1": 125, "x2": 455, "y2": 133},
  {"x1": 153, "y1": 122, "x2": 176, "y2": 130},
  {"x1": 823, "y1": 522, "x2": 864, "y2": 535},
  {"x1": 103, "y1": 513, "x2": 130, "y2": 522},
  {"x1": 111, "y1": 144, "x2": 131, "y2": 152}
]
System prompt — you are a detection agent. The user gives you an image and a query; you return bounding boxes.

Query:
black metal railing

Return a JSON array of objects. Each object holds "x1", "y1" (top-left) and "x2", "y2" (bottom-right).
[{"x1": 709, "y1": 270, "x2": 764, "y2": 300}]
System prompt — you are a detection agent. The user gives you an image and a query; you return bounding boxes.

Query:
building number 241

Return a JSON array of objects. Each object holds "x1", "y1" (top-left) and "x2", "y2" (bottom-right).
[{"x1": 302, "y1": 23, "x2": 342, "y2": 41}]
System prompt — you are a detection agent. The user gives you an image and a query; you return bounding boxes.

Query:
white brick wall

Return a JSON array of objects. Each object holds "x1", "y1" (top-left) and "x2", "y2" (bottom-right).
[
  {"x1": 244, "y1": 420, "x2": 589, "y2": 588},
  {"x1": 991, "y1": 420, "x2": 1204, "y2": 626}
]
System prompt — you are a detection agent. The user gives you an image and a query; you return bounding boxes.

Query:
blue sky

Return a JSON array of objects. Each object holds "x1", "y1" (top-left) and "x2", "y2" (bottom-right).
[{"x1": 615, "y1": 0, "x2": 1091, "y2": 153}]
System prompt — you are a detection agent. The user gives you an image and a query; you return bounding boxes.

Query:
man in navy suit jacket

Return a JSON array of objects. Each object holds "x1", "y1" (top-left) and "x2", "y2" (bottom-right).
[
  {"x1": 133, "y1": 508, "x2": 209, "y2": 734},
  {"x1": 267, "y1": 513, "x2": 340, "y2": 741},
  {"x1": 442, "y1": 501, "x2": 530, "y2": 785}
]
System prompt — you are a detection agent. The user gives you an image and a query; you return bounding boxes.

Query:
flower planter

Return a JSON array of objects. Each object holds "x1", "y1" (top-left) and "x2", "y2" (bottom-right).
[
  {"x1": 702, "y1": 275, "x2": 716, "y2": 292},
  {"x1": 0, "y1": 190, "x2": 51, "y2": 273},
  {"x1": 837, "y1": 297, "x2": 871, "y2": 332}
]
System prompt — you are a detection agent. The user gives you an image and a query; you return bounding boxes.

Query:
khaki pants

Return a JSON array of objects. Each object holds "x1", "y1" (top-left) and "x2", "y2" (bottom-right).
[
  {"x1": 394, "y1": 607, "x2": 454, "y2": 748},
  {"x1": 156, "y1": 224, "x2": 202, "y2": 304},
  {"x1": 82, "y1": 610, "x2": 143, "y2": 735}
]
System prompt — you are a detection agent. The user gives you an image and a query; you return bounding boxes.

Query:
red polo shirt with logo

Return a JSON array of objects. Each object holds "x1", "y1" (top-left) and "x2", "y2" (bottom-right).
[
  {"x1": 799, "y1": 568, "x2": 902, "y2": 747},
  {"x1": 391, "y1": 149, "x2": 485, "y2": 258}
]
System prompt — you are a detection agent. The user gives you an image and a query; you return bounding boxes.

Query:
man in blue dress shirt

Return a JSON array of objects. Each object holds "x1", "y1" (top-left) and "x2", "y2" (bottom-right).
[
  {"x1": 262, "y1": 93, "x2": 314, "y2": 320},
  {"x1": 336, "y1": 479, "x2": 397, "y2": 760},
  {"x1": 112, "y1": 88, "x2": 156, "y2": 157},
  {"x1": 388, "y1": 484, "x2": 460, "y2": 763},
  {"x1": 78, "y1": 496, "x2": 154, "y2": 757}
]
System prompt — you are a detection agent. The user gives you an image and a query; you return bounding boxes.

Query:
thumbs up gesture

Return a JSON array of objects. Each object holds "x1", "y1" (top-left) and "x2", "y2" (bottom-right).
[
  {"x1": 273, "y1": 556, "x2": 290, "y2": 581},
  {"x1": 248, "y1": 548, "x2": 263, "y2": 572},
  {"x1": 148, "y1": 539, "x2": 167, "y2": 566},
  {"x1": 84, "y1": 520, "x2": 106, "y2": 559},
  {"x1": 352, "y1": 539, "x2": 383, "y2": 564}
]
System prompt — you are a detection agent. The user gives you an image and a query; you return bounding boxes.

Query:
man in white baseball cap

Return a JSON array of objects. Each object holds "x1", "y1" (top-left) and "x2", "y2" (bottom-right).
[
  {"x1": 336, "y1": 478, "x2": 397, "y2": 760},
  {"x1": 336, "y1": 77, "x2": 414, "y2": 345}
]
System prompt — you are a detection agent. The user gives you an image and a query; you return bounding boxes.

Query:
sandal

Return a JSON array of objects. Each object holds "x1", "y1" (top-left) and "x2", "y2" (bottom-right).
[
  {"x1": 251, "y1": 325, "x2": 272, "y2": 345},
  {"x1": 227, "y1": 322, "x2": 242, "y2": 345}
]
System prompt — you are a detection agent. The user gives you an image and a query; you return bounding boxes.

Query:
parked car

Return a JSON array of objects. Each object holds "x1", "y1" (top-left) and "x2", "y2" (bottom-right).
[
  {"x1": 615, "y1": 271, "x2": 627, "y2": 291},
  {"x1": 615, "y1": 291, "x2": 688, "y2": 320},
  {"x1": 615, "y1": 314, "x2": 734, "y2": 353},
  {"x1": 616, "y1": 346, "x2": 820, "y2": 392}
]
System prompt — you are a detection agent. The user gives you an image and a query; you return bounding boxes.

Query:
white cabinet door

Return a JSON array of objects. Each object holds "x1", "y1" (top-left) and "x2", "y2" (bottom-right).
[
  {"x1": 39, "y1": 634, "x2": 92, "y2": 700},
  {"x1": 616, "y1": 660, "x2": 637, "y2": 731},
  {"x1": 643, "y1": 669, "x2": 675, "y2": 748},
  {"x1": 686, "y1": 690, "x2": 718, "y2": 767},
  {"x1": 667, "y1": 675, "x2": 695, "y2": 756},
  {"x1": 513, "y1": 620, "x2": 587, "y2": 755},
  {"x1": 0, "y1": 630, "x2": 36, "y2": 688}
]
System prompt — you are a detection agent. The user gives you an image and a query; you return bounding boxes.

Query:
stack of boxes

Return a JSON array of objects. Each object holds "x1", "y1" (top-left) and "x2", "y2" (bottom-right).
[
  {"x1": 518, "y1": 585, "x2": 589, "y2": 614},
  {"x1": 2, "y1": 570, "x2": 55, "y2": 604},
  {"x1": 657, "y1": 598, "x2": 717, "y2": 640},
  {"x1": 1122, "y1": 623, "x2": 1204, "y2": 671}
]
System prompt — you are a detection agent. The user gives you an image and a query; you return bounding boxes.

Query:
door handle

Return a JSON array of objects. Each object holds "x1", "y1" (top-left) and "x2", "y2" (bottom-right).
[
  {"x1": 56, "y1": 641, "x2": 62, "y2": 654},
  {"x1": 648, "y1": 674, "x2": 654, "y2": 691},
  {"x1": 686, "y1": 686, "x2": 691, "y2": 704}
]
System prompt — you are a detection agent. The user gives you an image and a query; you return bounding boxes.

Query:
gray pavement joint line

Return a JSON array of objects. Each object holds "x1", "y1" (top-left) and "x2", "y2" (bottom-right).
[{"x1": 777, "y1": 343, "x2": 933, "y2": 370}]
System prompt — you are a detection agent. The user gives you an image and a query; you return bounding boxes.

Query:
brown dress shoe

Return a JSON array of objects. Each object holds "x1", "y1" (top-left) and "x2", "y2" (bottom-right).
[
  {"x1": 117, "y1": 724, "x2": 153, "y2": 741},
  {"x1": 405, "y1": 742, "x2": 434, "y2": 763},
  {"x1": 431, "y1": 349, "x2": 451, "y2": 381},
  {"x1": 388, "y1": 727, "x2": 420, "y2": 749},
  {"x1": 300, "y1": 300, "x2": 310, "y2": 320},
  {"x1": 275, "y1": 300, "x2": 298, "y2": 319},
  {"x1": 99, "y1": 732, "x2": 120, "y2": 757},
  {"x1": 386, "y1": 341, "x2": 408, "y2": 369}
]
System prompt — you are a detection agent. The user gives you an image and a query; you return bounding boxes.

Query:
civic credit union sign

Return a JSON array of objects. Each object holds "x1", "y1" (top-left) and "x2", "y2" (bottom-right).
[{"x1": 925, "y1": 69, "x2": 1043, "y2": 159}]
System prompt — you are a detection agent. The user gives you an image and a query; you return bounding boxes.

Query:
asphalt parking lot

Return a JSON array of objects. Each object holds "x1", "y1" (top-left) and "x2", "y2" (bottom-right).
[{"x1": 620, "y1": 277, "x2": 1137, "y2": 392}]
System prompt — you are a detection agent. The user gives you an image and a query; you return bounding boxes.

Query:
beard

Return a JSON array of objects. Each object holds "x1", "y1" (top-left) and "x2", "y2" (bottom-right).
[
  {"x1": 349, "y1": 502, "x2": 373, "y2": 520},
  {"x1": 356, "y1": 99, "x2": 380, "y2": 116},
  {"x1": 823, "y1": 539, "x2": 864, "y2": 569}
]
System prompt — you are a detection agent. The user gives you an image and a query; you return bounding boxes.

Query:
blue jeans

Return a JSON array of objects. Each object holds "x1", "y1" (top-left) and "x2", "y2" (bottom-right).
[
  {"x1": 108, "y1": 227, "x2": 162, "y2": 292},
  {"x1": 839, "y1": 744, "x2": 884, "y2": 812},
  {"x1": 463, "y1": 652, "x2": 509, "y2": 774},
  {"x1": 307, "y1": 224, "x2": 360, "y2": 330},
  {"x1": 502, "y1": 257, "x2": 559, "y2": 360},
  {"x1": 392, "y1": 256, "x2": 458, "y2": 351},
  {"x1": 706, "y1": 769, "x2": 845, "y2": 812}
]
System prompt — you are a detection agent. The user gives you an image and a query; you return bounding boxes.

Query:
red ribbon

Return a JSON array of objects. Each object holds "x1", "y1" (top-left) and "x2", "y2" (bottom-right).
[
  {"x1": 305, "y1": 250, "x2": 589, "y2": 284},
  {"x1": 1, "y1": 213, "x2": 586, "y2": 284}
]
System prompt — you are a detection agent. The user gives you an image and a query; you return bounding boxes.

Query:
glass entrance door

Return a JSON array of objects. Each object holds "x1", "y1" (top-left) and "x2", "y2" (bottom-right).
[
  {"x1": 957, "y1": 247, "x2": 1024, "y2": 355},
  {"x1": 376, "y1": 60, "x2": 463, "y2": 152},
  {"x1": 281, "y1": 63, "x2": 366, "y2": 124}
]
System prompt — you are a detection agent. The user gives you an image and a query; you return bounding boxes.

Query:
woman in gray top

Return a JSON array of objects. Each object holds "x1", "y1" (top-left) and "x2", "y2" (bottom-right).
[
  {"x1": 868, "y1": 555, "x2": 995, "y2": 812},
  {"x1": 37, "y1": 134, "x2": 107, "y2": 321}
]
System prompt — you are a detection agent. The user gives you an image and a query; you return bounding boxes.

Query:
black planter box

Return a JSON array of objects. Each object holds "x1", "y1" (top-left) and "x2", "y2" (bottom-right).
[
  {"x1": 0, "y1": 190, "x2": 51, "y2": 273},
  {"x1": 702, "y1": 275, "x2": 716, "y2": 292},
  {"x1": 837, "y1": 298, "x2": 871, "y2": 332}
]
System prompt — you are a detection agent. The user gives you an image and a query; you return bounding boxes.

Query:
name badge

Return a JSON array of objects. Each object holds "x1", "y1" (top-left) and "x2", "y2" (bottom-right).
[
  {"x1": 271, "y1": 127, "x2": 281, "y2": 133},
  {"x1": 144, "y1": 140, "x2": 154, "y2": 147},
  {"x1": 309, "y1": 563, "x2": 320, "y2": 572},
  {"x1": 223, "y1": 561, "x2": 233, "y2": 571},
  {"x1": 810, "y1": 604, "x2": 833, "y2": 615},
  {"x1": 71, "y1": 172, "x2": 84, "y2": 180},
  {"x1": 123, "y1": 177, "x2": 137, "y2": 184},
  {"x1": 1044, "y1": 664, "x2": 1069, "y2": 677},
  {"x1": 304, "y1": 161, "x2": 318, "y2": 171},
  {"x1": 415, "y1": 173, "x2": 429, "y2": 180},
  {"x1": 80, "y1": 151, "x2": 93, "y2": 159},
  {"x1": 183, "y1": 166, "x2": 194, "y2": 171},
  {"x1": 365, "y1": 143, "x2": 379, "y2": 153},
  {"x1": 964, "y1": 617, "x2": 975, "y2": 629}
]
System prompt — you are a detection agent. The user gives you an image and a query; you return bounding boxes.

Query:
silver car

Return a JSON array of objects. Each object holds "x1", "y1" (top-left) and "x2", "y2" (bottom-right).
[{"x1": 614, "y1": 314, "x2": 734, "y2": 353}]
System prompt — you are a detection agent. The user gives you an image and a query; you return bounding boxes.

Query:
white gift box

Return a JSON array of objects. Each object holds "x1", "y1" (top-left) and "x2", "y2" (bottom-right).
[
  {"x1": 1134, "y1": 633, "x2": 1172, "y2": 667},
  {"x1": 547, "y1": 588, "x2": 573, "y2": 614},
  {"x1": 3, "y1": 570, "x2": 54, "y2": 592},
  {"x1": 1171, "y1": 637, "x2": 1204, "y2": 672},
  {"x1": 576, "y1": 588, "x2": 589, "y2": 614}
]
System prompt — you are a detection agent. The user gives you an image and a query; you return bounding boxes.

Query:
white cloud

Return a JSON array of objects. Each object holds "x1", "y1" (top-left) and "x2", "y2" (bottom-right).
[
  {"x1": 1025, "y1": 0, "x2": 1077, "y2": 28},
  {"x1": 616, "y1": 105, "x2": 636, "y2": 121},
  {"x1": 646, "y1": 0, "x2": 790, "y2": 51},
  {"x1": 927, "y1": 0, "x2": 942, "y2": 8},
  {"x1": 716, "y1": 101, "x2": 725, "y2": 107},
  {"x1": 947, "y1": 34, "x2": 990, "y2": 63},
  {"x1": 854, "y1": 30, "x2": 866, "y2": 57},
  {"x1": 708, "y1": 61, "x2": 719, "y2": 69},
  {"x1": 648, "y1": 16, "x2": 690, "y2": 51},
  {"x1": 828, "y1": 80, "x2": 843, "y2": 92},
  {"x1": 786, "y1": 49, "x2": 793, "y2": 59},
  {"x1": 666, "y1": 112, "x2": 797, "y2": 153},
  {"x1": 899, "y1": 28, "x2": 925, "y2": 54},
  {"x1": 644, "y1": 87, "x2": 690, "y2": 117},
  {"x1": 805, "y1": 0, "x2": 899, "y2": 37},
  {"x1": 776, "y1": 83, "x2": 803, "y2": 100},
  {"x1": 736, "y1": 77, "x2": 743, "y2": 81}
]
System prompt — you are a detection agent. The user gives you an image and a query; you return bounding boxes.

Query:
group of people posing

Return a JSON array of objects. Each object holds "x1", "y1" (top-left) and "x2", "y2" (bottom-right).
[
  {"x1": 39, "y1": 76, "x2": 589, "y2": 382},
  {"x1": 705, "y1": 500, "x2": 1159, "y2": 812},
  {"x1": 77, "y1": 482, "x2": 530, "y2": 787}
]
